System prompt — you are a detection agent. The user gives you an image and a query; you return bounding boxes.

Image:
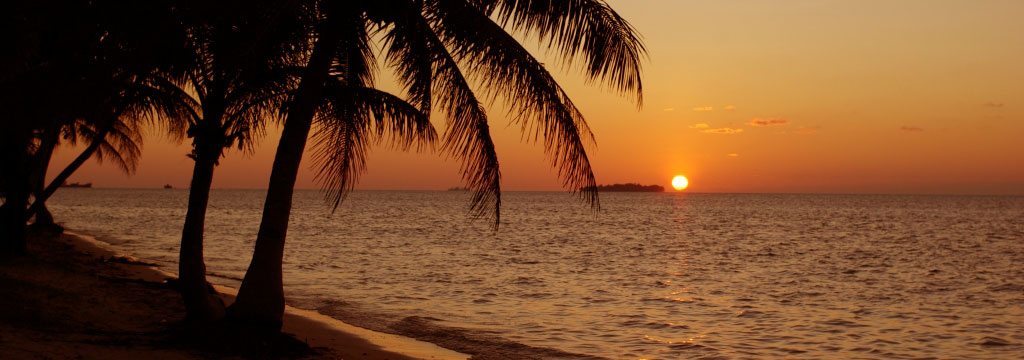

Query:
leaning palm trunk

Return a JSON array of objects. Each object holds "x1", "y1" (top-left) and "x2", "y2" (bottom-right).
[
  {"x1": 226, "y1": 24, "x2": 340, "y2": 329},
  {"x1": 25, "y1": 127, "x2": 110, "y2": 220},
  {"x1": 29, "y1": 129, "x2": 60, "y2": 226},
  {"x1": 178, "y1": 136, "x2": 227, "y2": 323}
]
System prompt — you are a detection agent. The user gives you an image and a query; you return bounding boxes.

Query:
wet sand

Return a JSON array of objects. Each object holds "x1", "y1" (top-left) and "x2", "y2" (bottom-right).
[{"x1": 0, "y1": 228, "x2": 466, "y2": 360}]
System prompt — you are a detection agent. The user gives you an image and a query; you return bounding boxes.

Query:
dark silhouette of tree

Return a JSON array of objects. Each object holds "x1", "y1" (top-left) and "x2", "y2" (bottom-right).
[
  {"x1": 167, "y1": 0, "x2": 309, "y2": 325},
  {"x1": 27, "y1": 75, "x2": 184, "y2": 224},
  {"x1": 227, "y1": 0, "x2": 645, "y2": 332},
  {"x1": 2, "y1": 0, "x2": 189, "y2": 254}
]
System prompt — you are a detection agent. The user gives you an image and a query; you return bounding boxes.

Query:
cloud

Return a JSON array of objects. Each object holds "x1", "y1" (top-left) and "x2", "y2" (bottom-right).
[
  {"x1": 692, "y1": 106, "x2": 713, "y2": 112},
  {"x1": 723, "y1": 105, "x2": 736, "y2": 111},
  {"x1": 663, "y1": 107, "x2": 675, "y2": 112},
  {"x1": 702, "y1": 127, "x2": 743, "y2": 135},
  {"x1": 748, "y1": 117, "x2": 789, "y2": 127},
  {"x1": 982, "y1": 102, "x2": 1004, "y2": 108},
  {"x1": 900, "y1": 125, "x2": 924, "y2": 132},
  {"x1": 793, "y1": 125, "x2": 820, "y2": 135},
  {"x1": 689, "y1": 123, "x2": 709, "y2": 129},
  {"x1": 727, "y1": 153, "x2": 740, "y2": 157}
]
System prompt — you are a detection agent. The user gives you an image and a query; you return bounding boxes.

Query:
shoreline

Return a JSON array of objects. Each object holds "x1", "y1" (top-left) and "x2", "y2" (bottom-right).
[
  {"x1": 8, "y1": 227, "x2": 600, "y2": 359},
  {"x1": 1, "y1": 228, "x2": 467, "y2": 360}
]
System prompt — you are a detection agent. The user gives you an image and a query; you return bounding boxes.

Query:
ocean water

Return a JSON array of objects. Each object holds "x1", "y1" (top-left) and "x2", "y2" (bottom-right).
[{"x1": 48, "y1": 189, "x2": 1024, "y2": 359}]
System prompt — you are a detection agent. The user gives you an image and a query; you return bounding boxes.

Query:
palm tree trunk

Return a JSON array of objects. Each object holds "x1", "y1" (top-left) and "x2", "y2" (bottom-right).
[
  {"x1": 179, "y1": 140, "x2": 226, "y2": 324},
  {"x1": 30, "y1": 128, "x2": 60, "y2": 226},
  {"x1": 226, "y1": 23, "x2": 339, "y2": 330},
  {"x1": 26, "y1": 126, "x2": 110, "y2": 220},
  {"x1": 0, "y1": 141, "x2": 30, "y2": 256}
]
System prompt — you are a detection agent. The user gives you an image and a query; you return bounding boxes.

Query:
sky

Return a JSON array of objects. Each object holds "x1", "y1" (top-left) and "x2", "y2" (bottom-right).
[{"x1": 50, "y1": 0, "x2": 1024, "y2": 195}]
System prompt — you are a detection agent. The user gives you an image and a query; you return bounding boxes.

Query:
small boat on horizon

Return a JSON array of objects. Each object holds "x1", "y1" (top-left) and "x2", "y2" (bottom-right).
[{"x1": 163, "y1": 184, "x2": 173, "y2": 189}]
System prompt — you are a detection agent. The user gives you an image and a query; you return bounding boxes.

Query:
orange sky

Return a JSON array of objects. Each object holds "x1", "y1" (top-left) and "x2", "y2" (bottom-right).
[{"x1": 51, "y1": 0, "x2": 1024, "y2": 195}]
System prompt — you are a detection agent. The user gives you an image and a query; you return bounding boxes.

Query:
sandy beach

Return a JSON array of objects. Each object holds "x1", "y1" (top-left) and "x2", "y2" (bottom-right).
[{"x1": 0, "y1": 228, "x2": 467, "y2": 360}]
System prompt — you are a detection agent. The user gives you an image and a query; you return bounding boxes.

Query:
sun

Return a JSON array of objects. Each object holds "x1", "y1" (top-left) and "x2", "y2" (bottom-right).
[{"x1": 671, "y1": 175, "x2": 689, "y2": 190}]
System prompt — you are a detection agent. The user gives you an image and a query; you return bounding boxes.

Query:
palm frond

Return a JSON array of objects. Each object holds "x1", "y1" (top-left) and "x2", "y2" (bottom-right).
[
  {"x1": 221, "y1": 66, "x2": 297, "y2": 154},
  {"x1": 312, "y1": 82, "x2": 436, "y2": 210},
  {"x1": 478, "y1": 0, "x2": 646, "y2": 104},
  {"x1": 89, "y1": 114, "x2": 143, "y2": 175},
  {"x1": 393, "y1": 8, "x2": 502, "y2": 226},
  {"x1": 429, "y1": 0, "x2": 599, "y2": 208},
  {"x1": 134, "y1": 72, "x2": 198, "y2": 141},
  {"x1": 332, "y1": 15, "x2": 377, "y2": 87},
  {"x1": 382, "y1": 3, "x2": 433, "y2": 117}
]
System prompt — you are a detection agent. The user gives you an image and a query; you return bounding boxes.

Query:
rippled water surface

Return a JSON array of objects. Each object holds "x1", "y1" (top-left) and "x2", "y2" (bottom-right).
[{"x1": 50, "y1": 190, "x2": 1024, "y2": 359}]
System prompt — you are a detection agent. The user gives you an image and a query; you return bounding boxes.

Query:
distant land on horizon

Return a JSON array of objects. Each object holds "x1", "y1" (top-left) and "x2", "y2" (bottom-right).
[{"x1": 583, "y1": 183, "x2": 665, "y2": 192}]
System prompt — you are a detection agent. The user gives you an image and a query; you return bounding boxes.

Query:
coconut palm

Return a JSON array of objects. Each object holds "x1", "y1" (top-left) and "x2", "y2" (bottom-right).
[
  {"x1": 226, "y1": 0, "x2": 645, "y2": 330},
  {"x1": 2, "y1": 0, "x2": 188, "y2": 254},
  {"x1": 166, "y1": 0, "x2": 309, "y2": 324},
  {"x1": 29, "y1": 103, "x2": 151, "y2": 228},
  {"x1": 25, "y1": 67, "x2": 192, "y2": 223}
]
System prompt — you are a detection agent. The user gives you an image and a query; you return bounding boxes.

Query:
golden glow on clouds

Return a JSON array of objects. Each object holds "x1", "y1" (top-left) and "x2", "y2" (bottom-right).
[
  {"x1": 702, "y1": 128, "x2": 743, "y2": 135},
  {"x1": 748, "y1": 117, "x2": 789, "y2": 127}
]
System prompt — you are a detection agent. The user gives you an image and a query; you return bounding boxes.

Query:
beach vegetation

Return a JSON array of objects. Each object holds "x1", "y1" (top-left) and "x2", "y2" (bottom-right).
[
  {"x1": 164, "y1": 0, "x2": 310, "y2": 326},
  {"x1": 227, "y1": 0, "x2": 646, "y2": 334},
  {"x1": 1, "y1": 0, "x2": 189, "y2": 254}
]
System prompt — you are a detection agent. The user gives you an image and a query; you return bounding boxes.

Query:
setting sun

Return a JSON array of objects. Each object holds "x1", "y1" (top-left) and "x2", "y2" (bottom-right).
[{"x1": 671, "y1": 175, "x2": 689, "y2": 190}]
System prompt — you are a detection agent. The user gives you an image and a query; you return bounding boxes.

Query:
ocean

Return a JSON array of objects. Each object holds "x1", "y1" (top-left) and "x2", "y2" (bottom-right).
[{"x1": 48, "y1": 189, "x2": 1024, "y2": 359}]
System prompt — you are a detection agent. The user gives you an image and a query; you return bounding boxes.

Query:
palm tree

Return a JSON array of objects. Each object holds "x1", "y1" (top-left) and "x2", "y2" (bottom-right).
[
  {"x1": 27, "y1": 85, "x2": 165, "y2": 222},
  {"x1": 167, "y1": 0, "x2": 309, "y2": 324},
  {"x1": 2, "y1": 0, "x2": 188, "y2": 254},
  {"x1": 28, "y1": 106, "x2": 149, "y2": 228},
  {"x1": 227, "y1": 0, "x2": 645, "y2": 331}
]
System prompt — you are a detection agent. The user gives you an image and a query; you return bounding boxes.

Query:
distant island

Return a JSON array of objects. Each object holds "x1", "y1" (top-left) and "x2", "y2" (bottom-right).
[
  {"x1": 583, "y1": 183, "x2": 664, "y2": 192},
  {"x1": 60, "y1": 182, "x2": 92, "y2": 188},
  {"x1": 447, "y1": 186, "x2": 470, "y2": 191}
]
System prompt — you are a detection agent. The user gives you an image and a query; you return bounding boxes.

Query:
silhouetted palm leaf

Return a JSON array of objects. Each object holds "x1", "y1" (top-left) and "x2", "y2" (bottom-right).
[
  {"x1": 312, "y1": 82, "x2": 437, "y2": 210},
  {"x1": 482, "y1": 0, "x2": 646, "y2": 101},
  {"x1": 429, "y1": 0, "x2": 601, "y2": 208},
  {"x1": 384, "y1": 9, "x2": 503, "y2": 225}
]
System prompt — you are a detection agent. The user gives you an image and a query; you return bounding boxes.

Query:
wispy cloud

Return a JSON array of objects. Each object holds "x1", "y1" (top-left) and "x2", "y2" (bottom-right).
[
  {"x1": 900, "y1": 125, "x2": 924, "y2": 132},
  {"x1": 727, "y1": 153, "x2": 740, "y2": 157},
  {"x1": 793, "y1": 125, "x2": 820, "y2": 135},
  {"x1": 723, "y1": 105, "x2": 736, "y2": 111},
  {"x1": 663, "y1": 107, "x2": 675, "y2": 112},
  {"x1": 748, "y1": 117, "x2": 789, "y2": 127},
  {"x1": 703, "y1": 127, "x2": 743, "y2": 135},
  {"x1": 689, "y1": 123, "x2": 709, "y2": 129},
  {"x1": 982, "y1": 102, "x2": 1004, "y2": 108},
  {"x1": 693, "y1": 106, "x2": 713, "y2": 112}
]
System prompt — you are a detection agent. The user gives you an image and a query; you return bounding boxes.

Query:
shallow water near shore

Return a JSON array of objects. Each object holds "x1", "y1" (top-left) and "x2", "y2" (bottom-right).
[{"x1": 49, "y1": 190, "x2": 1024, "y2": 359}]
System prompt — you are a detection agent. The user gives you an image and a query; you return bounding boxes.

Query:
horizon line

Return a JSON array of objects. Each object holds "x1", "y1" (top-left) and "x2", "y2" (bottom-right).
[{"x1": 66, "y1": 187, "x2": 1024, "y2": 197}]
